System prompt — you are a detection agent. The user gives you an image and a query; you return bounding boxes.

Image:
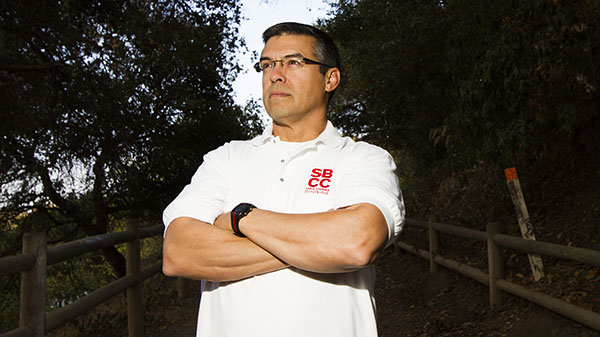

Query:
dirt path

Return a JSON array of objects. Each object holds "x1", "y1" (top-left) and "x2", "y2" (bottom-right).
[
  {"x1": 147, "y1": 286, "x2": 200, "y2": 337},
  {"x1": 147, "y1": 248, "x2": 599, "y2": 337},
  {"x1": 375, "y1": 247, "x2": 600, "y2": 337}
]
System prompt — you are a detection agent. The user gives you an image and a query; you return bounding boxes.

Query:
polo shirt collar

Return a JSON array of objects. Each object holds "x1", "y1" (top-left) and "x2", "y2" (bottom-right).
[{"x1": 250, "y1": 121, "x2": 343, "y2": 148}]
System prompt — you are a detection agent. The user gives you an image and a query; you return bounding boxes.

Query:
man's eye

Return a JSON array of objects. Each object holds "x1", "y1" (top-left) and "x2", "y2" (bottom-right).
[
  {"x1": 261, "y1": 62, "x2": 273, "y2": 69},
  {"x1": 287, "y1": 59, "x2": 301, "y2": 66}
]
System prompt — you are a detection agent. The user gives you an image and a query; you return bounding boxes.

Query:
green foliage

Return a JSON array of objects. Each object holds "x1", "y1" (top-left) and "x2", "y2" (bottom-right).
[
  {"x1": 323, "y1": 0, "x2": 450, "y2": 165},
  {"x1": 0, "y1": 274, "x2": 19, "y2": 332},
  {"x1": 45, "y1": 286, "x2": 130, "y2": 337},
  {"x1": 442, "y1": 0, "x2": 600, "y2": 175},
  {"x1": 0, "y1": 0, "x2": 260, "y2": 275},
  {"x1": 323, "y1": 0, "x2": 600, "y2": 223},
  {"x1": 46, "y1": 253, "x2": 114, "y2": 309}
]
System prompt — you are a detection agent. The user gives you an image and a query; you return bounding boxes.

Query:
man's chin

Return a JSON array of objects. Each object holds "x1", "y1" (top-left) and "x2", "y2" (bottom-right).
[
  {"x1": 265, "y1": 106, "x2": 293, "y2": 121},
  {"x1": 268, "y1": 112, "x2": 292, "y2": 124}
]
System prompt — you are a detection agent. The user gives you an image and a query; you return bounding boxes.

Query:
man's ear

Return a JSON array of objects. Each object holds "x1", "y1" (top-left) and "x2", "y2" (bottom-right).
[{"x1": 325, "y1": 68, "x2": 341, "y2": 93}]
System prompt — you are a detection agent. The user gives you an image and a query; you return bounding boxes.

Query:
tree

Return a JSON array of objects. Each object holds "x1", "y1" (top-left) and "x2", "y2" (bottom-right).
[
  {"x1": 323, "y1": 0, "x2": 600, "y2": 221},
  {"x1": 0, "y1": 0, "x2": 258, "y2": 276},
  {"x1": 323, "y1": 0, "x2": 450, "y2": 167},
  {"x1": 441, "y1": 0, "x2": 600, "y2": 175}
]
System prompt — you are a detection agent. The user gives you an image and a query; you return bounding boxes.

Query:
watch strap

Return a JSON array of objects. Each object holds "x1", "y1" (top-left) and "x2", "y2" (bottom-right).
[{"x1": 231, "y1": 203, "x2": 256, "y2": 237}]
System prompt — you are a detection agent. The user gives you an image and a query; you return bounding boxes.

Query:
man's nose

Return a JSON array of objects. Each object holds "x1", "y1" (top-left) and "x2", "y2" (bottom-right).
[{"x1": 269, "y1": 61, "x2": 285, "y2": 82}]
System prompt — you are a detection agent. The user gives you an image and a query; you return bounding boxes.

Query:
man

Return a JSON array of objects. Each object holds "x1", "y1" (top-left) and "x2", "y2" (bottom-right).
[{"x1": 162, "y1": 22, "x2": 404, "y2": 337}]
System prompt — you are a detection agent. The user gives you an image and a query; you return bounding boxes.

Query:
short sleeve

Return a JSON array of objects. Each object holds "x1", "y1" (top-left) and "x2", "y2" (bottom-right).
[
  {"x1": 333, "y1": 143, "x2": 405, "y2": 246},
  {"x1": 162, "y1": 144, "x2": 231, "y2": 236}
]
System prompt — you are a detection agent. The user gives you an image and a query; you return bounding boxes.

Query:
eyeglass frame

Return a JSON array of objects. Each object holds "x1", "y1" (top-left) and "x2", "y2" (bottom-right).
[{"x1": 253, "y1": 54, "x2": 335, "y2": 73}]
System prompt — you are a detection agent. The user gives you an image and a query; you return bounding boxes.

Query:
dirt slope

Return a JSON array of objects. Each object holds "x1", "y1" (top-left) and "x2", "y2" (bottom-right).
[
  {"x1": 145, "y1": 245, "x2": 599, "y2": 337},
  {"x1": 375, "y1": 247, "x2": 599, "y2": 337}
]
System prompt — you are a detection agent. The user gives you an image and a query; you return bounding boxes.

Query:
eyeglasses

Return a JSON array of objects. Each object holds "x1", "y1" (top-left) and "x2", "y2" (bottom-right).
[{"x1": 254, "y1": 55, "x2": 334, "y2": 73}]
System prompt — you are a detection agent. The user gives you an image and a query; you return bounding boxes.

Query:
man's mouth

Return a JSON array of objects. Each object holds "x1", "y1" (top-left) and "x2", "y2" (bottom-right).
[
  {"x1": 268, "y1": 87, "x2": 291, "y2": 99},
  {"x1": 270, "y1": 92, "x2": 289, "y2": 99}
]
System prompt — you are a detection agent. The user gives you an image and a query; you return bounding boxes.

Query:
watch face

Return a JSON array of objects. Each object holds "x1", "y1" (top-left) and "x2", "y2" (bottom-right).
[
  {"x1": 234, "y1": 203, "x2": 254, "y2": 215},
  {"x1": 231, "y1": 203, "x2": 255, "y2": 237},
  {"x1": 233, "y1": 203, "x2": 248, "y2": 214}
]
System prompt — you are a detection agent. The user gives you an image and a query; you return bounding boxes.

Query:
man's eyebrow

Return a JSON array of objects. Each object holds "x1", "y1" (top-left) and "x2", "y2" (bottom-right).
[{"x1": 259, "y1": 53, "x2": 304, "y2": 61}]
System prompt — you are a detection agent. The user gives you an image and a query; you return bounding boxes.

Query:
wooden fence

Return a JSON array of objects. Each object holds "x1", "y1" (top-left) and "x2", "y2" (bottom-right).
[
  {"x1": 4, "y1": 216, "x2": 600, "y2": 335},
  {"x1": 0, "y1": 221, "x2": 165, "y2": 337},
  {"x1": 396, "y1": 217, "x2": 600, "y2": 332}
]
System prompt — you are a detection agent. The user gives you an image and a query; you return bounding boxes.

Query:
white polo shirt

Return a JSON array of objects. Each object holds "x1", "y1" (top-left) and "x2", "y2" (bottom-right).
[{"x1": 163, "y1": 121, "x2": 404, "y2": 337}]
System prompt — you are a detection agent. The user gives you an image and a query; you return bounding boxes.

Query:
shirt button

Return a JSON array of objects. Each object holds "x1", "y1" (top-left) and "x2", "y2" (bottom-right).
[
  {"x1": 280, "y1": 178, "x2": 284, "y2": 182},
  {"x1": 280, "y1": 159, "x2": 285, "y2": 163}
]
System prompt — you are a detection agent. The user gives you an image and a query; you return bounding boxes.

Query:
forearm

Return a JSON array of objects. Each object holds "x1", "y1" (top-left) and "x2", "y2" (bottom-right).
[
  {"x1": 163, "y1": 217, "x2": 287, "y2": 282},
  {"x1": 239, "y1": 203, "x2": 388, "y2": 273}
]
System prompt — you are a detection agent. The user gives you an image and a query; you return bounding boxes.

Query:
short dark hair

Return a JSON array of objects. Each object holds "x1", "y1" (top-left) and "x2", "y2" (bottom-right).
[{"x1": 262, "y1": 22, "x2": 342, "y2": 97}]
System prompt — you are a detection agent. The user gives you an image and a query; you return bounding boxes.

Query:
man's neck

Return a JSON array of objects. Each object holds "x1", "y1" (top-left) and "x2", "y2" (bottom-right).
[{"x1": 272, "y1": 117, "x2": 327, "y2": 142}]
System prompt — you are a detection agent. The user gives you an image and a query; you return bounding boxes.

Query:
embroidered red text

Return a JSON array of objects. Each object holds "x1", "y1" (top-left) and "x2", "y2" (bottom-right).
[{"x1": 305, "y1": 168, "x2": 333, "y2": 195}]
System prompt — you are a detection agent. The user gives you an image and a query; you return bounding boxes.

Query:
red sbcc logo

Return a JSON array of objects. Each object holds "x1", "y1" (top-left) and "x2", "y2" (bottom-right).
[{"x1": 305, "y1": 168, "x2": 332, "y2": 195}]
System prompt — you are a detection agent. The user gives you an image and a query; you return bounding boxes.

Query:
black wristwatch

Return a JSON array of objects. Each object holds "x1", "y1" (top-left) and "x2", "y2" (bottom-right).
[{"x1": 230, "y1": 203, "x2": 256, "y2": 237}]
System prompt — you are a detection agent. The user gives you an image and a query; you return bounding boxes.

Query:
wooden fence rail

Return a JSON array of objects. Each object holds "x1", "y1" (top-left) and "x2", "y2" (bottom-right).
[
  {"x1": 5, "y1": 216, "x2": 600, "y2": 334},
  {"x1": 0, "y1": 222, "x2": 165, "y2": 337},
  {"x1": 396, "y1": 217, "x2": 600, "y2": 332}
]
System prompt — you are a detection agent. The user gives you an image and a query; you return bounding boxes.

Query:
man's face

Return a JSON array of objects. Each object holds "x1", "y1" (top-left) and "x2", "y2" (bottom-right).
[{"x1": 260, "y1": 34, "x2": 329, "y2": 126}]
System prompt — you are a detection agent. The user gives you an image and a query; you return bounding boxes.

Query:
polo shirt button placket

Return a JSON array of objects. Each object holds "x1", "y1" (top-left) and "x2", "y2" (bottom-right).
[
  {"x1": 279, "y1": 160, "x2": 284, "y2": 182},
  {"x1": 278, "y1": 154, "x2": 289, "y2": 183}
]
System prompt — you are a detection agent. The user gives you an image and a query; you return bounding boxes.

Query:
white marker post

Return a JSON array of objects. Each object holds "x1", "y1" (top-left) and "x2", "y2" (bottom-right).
[{"x1": 505, "y1": 167, "x2": 544, "y2": 281}]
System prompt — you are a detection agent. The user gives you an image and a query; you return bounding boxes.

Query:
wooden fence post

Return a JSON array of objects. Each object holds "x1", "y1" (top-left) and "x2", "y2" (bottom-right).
[
  {"x1": 428, "y1": 215, "x2": 439, "y2": 275},
  {"x1": 20, "y1": 232, "x2": 47, "y2": 337},
  {"x1": 487, "y1": 222, "x2": 505, "y2": 308},
  {"x1": 126, "y1": 219, "x2": 144, "y2": 337},
  {"x1": 505, "y1": 167, "x2": 544, "y2": 281}
]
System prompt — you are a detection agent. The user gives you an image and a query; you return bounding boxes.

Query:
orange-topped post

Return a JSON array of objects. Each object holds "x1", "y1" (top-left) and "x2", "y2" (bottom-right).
[{"x1": 504, "y1": 167, "x2": 544, "y2": 281}]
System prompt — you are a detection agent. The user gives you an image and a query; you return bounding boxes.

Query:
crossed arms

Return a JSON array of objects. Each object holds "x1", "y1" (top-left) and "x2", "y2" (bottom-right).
[{"x1": 162, "y1": 203, "x2": 388, "y2": 282}]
